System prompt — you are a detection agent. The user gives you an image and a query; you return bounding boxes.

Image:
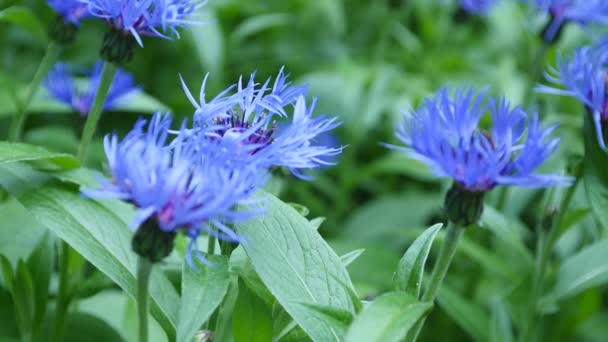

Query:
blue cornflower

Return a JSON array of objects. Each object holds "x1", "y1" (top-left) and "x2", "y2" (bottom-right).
[
  {"x1": 82, "y1": 0, "x2": 206, "y2": 46},
  {"x1": 181, "y1": 68, "x2": 343, "y2": 178},
  {"x1": 44, "y1": 61, "x2": 140, "y2": 116},
  {"x1": 459, "y1": 0, "x2": 499, "y2": 15},
  {"x1": 536, "y1": 46, "x2": 608, "y2": 149},
  {"x1": 523, "y1": 0, "x2": 608, "y2": 42},
  {"x1": 83, "y1": 112, "x2": 262, "y2": 265},
  {"x1": 387, "y1": 87, "x2": 571, "y2": 192},
  {"x1": 47, "y1": 0, "x2": 90, "y2": 25}
]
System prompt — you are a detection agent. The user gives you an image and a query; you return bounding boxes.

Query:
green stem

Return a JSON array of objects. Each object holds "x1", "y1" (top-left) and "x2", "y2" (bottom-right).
[
  {"x1": 8, "y1": 42, "x2": 60, "y2": 141},
  {"x1": 519, "y1": 175, "x2": 580, "y2": 342},
  {"x1": 207, "y1": 236, "x2": 216, "y2": 254},
  {"x1": 407, "y1": 222, "x2": 464, "y2": 342},
  {"x1": 76, "y1": 62, "x2": 118, "y2": 162},
  {"x1": 137, "y1": 257, "x2": 153, "y2": 342},
  {"x1": 51, "y1": 242, "x2": 71, "y2": 342}
]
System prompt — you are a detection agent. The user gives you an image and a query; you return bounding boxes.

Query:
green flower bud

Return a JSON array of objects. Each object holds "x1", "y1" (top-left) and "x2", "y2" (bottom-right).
[
  {"x1": 100, "y1": 28, "x2": 136, "y2": 64},
  {"x1": 49, "y1": 15, "x2": 77, "y2": 45},
  {"x1": 132, "y1": 219, "x2": 176, "y2": 263},
  {"x1": 444, "y1": 183, "x2": 485, "y2": 227}
]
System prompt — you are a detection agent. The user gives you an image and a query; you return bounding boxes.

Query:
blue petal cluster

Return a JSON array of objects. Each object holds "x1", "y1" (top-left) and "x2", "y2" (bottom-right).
[
  {"x1": 44, "y1": 61, "x2": 140, "y2": 116},
  {"x1": 459, "y1": 0, "x2": 499, "y2": 15},
  {"x1": 536, "y1": 45, "x2": 608, "y2": 148},
  {"x1": 387, "y1": 87, "x2": 571, "y2": 192},
  {"x1": 47, "y1": 0, "x2": 90, "y2": 25},
  {"x1": 523, "y1": 0, "x2": 608, "y2": 42},
  {"x1": 82, "y1": 0, "x2": 206, "y2": 46},
  {"x1": 83, "y1": 113, "x2": 262, "y2": 266},
  {"x1": 181, "y1": 68, "x2": 343, "y2": 179}
]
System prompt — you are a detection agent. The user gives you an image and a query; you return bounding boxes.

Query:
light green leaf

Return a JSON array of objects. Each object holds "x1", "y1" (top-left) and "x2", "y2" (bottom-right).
[
  {"x1": 177, "y1": 255, "x2": 230, "y2": 342},
  {"x1": 394, "y1": 223, "x2": 442, "y2": 297},
  {"x1": 232, "y1": 279, "x2": 273, "y2": 342},
  {"x1": 0, "y1": 195, "x2": 47, "y2": 266},
  {"x1": 489, "y1": 297, "x2": 513, "y2": 342},
  {"x1": 14, "y1": 182, "x2": 180, "y2": 339},
  {"x1": 345, "y1": 292, "x2": 432, "y2": 342},
  {"x1": 583, "y1": 113, "x2": 608, "y2": 230},
  {"x1": 235, "y1": 192, "x2": 355, "y2": 342},
  {"x1": 340, "y1": 249, "x2": 365, "y2": 267},
  {"x1": 544, "y1": 239, "x2": 608, "y2": 302},
  {"x1": 188, "y1": 10, "x2": 224, "y2": 75},
  {"x1": 230, "y1": 14, "x2": 290, "y2": 44},
  {"x1": 0, "y1": 7, "x2": 47, "y2": 45},
  {"x1": 0, "y1": 142, "x2": 79, "y2": 169}
]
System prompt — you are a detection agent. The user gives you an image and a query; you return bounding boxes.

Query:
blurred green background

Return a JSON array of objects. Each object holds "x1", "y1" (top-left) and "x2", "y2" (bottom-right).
[{"x1": 1, "y1": 0, "x2": 604, "y2": 341}]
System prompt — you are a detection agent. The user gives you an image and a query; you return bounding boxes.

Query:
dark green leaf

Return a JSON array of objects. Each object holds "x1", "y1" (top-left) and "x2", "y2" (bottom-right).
[
  {"x1": 394, "y1": 223, "x2": 442, "y2": 297},
  {"x1": 235, "y1": 192, "x2": 355, "y2": 341},
  {"x1": 544, "y1": 239, "x2": 608, "y2": 302},
  {"x1": 26, "y1": 232, "x2": 54, "y2": 335},
  {"x1": 583, "y1": 113, "x2": 608, "y2": 230},
  {"x1": 177, "y1": 254, "x2": 230, "y2": 342},
  {"x1": 0, "y1": 7, "x2": 47, "y2": 45},
  {"x1": 345, "y1": 292, "x2": 432, "y2": 342},
  {"x1": 233, "y1": 279, "x2": 273, "y2": 342},
  {"x1": 437, "y1": 285, "x2": 489, "y2": 341},
  {"x1": 15, "y1": 183, "x2": 179, "y2": 339}
]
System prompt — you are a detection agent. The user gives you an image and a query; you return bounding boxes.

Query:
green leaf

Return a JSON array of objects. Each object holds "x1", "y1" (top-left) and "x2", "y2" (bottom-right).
[
  {"x1": 437, "y1": 285, "x2": 489, "y2": 341},
  {"x1": 60, "y1": 312, "x2": 125, "y2": 342},
  {"x1": 583, "y1": 113, "x2": 608, "y2": 230},
  {"x1": 394, "y1": 223, "x2": 442, "y2": 297},
  {"x1": 0, "y1": 195, "x2": 46, "y2": 266},
  {"x1": 26, "y1": 233, "x2": 54, "y2": 336},
  {"x1": 230, "y1": 13, "x2": 290, "y2": 43},
  {"x1": 177, "y1": 254, "x2": 230, "y2": 342},
  {"x1": 489, "y1": 297, "x2": 513, "y2": 342},
  {"x1": 14, "y1": 182, "x2": 180, "y2": 339},
  {"x1": 188, "y1": 10, "x2": 224, "y2": 76},
  {"x1": 235, "y1": 192, "x2": 355, "y2": 341},
  {"x1": 340, "y1": 249, "x2": 365, "y2": 267},
  {"x1": 233, "y1": 279, "x2": 273, "y2": 342},
  {"x1": 344, "y1": 292, "x2": 432, "y2": 342},
  {"x1": 544, "y1": 239, "x2": 608, "y2": 302},
  {"x1": 0, "y1": 142, "x2": 79, "y2": 169},
  {"x1": 0, "y1": 7, "x2": 47, "y2": 45},
  {"x1": 297, "y1": 303, "x2": 353, "y2": 334}
]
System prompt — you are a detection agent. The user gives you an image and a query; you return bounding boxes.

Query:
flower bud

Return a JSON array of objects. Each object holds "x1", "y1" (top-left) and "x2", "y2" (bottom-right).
[
  {"x1": 444, "y1": 183, "x2": 485, "y2": 227},
  {"x1": 132, "y1": 218, "x2": 176, "y2": 263}
]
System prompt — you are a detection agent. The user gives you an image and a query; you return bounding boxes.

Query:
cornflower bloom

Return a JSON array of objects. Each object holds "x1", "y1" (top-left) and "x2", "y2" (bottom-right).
[
  {"x1": 536, "y1": 45, "x2": 608, "y2": 149},
  {"x1": 387, "y1": 87, "x2": 571, "y2": 225},
  {"x1": 83, "y1": 0, "x2": 206, "y2": 46},
  {"x1": 181, "y1": 68, "x2": 343, "y2": 179},
  {"x1": 47, "y1": 0, "x2": 90, "y2": 25},
  {"x1": 522, "y1": 0, "x2": 608, "y2": 43},
  {"x1": 82, "y1": 112, "x2": 262, "y2": 265},
  {"x1": 44, "y1": 61, "x2": 140, "y2": 116},
  {"x1": 459, "y1": 0, "x2": 499, "y2": 15}
]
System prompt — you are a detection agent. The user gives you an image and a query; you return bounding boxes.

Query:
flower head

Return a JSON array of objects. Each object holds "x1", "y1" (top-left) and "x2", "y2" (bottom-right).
[
  {"x1": 82, "y1": 0, "x2": 206, "y2": 46},
  {"x1": 47, "y1": 0, "x2": 90, "y2": 25},
  {"x1": 44, "y1": 61, "x2": 140, "y2": 116},
  {"x1": 387, "y1": 87, "x2": 571, "y2": 192},
  {"x1": 181, "y1": 68, "x2": 343, "y2": 178},
  {"x1": 459, "y1": 0, "x2": 499, "y2": 15},
  {"x1": 536, "y1": 45, "x2": 608, "y2": 148},
  {"x1": 82, "y1": 112, "x2": 261, "y2": 265},
  {"x1": 523, "y1": 0, "x2": 608, "y2": 42}
]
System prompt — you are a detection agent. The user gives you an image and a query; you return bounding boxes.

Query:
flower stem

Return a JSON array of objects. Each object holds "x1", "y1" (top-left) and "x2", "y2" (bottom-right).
[
  {"x1": 137, "y1": 257, "x2": 153, "y2": 342},
  {"x1": 50, "y1": 242, "x2": 71, "y2": 342},
  {"x1": 207, "y1": 236, "x2": 216, "y2": 254},
  {"x1": 8, "y1": 42, "x2": 60, "y2": 141},
  {"x1": 76, "y1": 61, "x2": 118, "y2": 162},
  {"x1": 519, "y1": 175, "x2": 580, "y2": 342},
  {"x1": 406, "y1": 221, "x2": 464, "y2": 342}
]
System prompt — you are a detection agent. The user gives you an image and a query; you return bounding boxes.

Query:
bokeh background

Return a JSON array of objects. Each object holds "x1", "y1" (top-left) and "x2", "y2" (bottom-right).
[{"x1": 1, "y1": 0, "x2": 603, "y2": 341}]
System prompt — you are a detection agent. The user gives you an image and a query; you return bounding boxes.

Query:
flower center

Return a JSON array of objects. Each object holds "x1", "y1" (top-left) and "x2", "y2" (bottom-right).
[{"x1": 212, "y1": 111, "x2": 276, "y2": 155}]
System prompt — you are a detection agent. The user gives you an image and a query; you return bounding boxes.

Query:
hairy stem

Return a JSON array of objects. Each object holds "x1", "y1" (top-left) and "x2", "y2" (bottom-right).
[
  {"x1": 50, "y1": 242, "x2": 71, "y2": 342},
  {"x1": 137, "y1": 257, "x2": 153, "y2": 342},
  {"x1": 77, "y1": 62, "x2": 117, "y2": 162}
]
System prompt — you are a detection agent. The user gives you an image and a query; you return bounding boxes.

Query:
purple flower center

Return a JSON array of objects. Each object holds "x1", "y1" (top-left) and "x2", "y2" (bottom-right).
[{"x1": 212, "y1": 112, "x2": 277, "y2": 155}]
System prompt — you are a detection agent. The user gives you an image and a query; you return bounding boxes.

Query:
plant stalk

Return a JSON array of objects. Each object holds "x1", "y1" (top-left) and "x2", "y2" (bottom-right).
[
  {"x1": 519, "y1": 175, "x2": 580, "y2": 342},
  {"x1": 8, "y1": 42, "x2": 60, "y2": 141},
  {"x1": 407, "y1": 221, "x2": 464, "y2": 342},
  {"x1": 76, "y1": 61, "x2": 118, "y2": 162},
  {"x1": 50, "y1": 242, "x2": 71, "y2": 342},
  {"x1": 137, "y1": 257, "x2": 153, "y2": 342}
]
